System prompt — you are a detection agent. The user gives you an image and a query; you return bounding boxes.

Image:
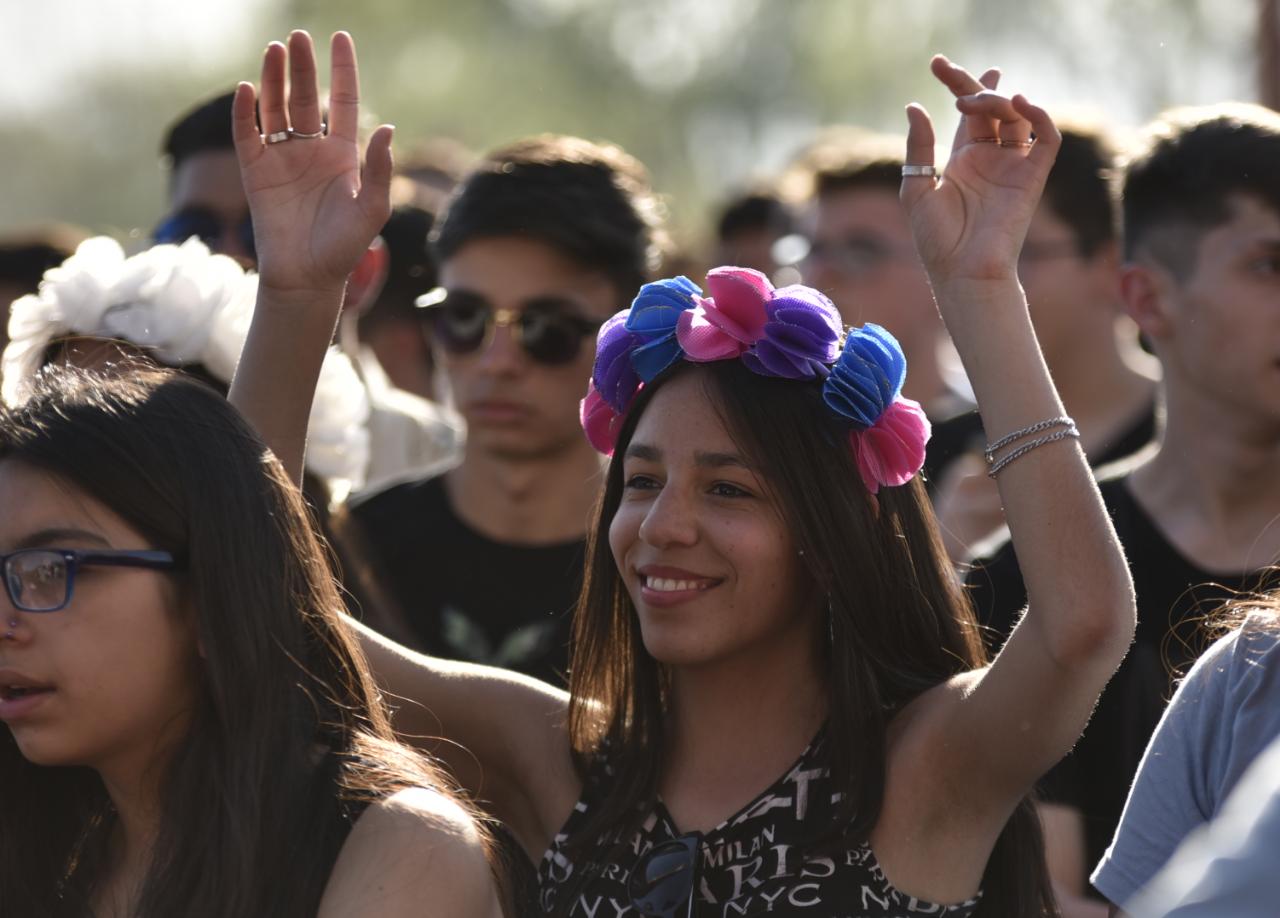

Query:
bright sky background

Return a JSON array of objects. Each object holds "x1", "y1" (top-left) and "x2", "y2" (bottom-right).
[{"x1": 1, "y1": 0, "x2": 272, "y2": 111}]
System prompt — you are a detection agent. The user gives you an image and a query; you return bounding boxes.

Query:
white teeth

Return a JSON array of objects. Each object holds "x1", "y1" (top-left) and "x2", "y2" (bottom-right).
[{"x1": 644, "y1": 576, "x2": 707, "y2": 592}]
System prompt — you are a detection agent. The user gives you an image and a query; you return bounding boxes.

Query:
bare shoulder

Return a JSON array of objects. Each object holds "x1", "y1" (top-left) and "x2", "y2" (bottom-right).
[{"x1": 318, "y1": 787, "x2": 504, "y2": 918}]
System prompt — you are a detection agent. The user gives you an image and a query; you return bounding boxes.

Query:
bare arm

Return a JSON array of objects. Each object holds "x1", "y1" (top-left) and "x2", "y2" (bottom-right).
[
  {"x1": 870, "y1": 57, "x2": 1136, "y2": 901},
  {"x1": 353, "y1": 620, "x2": 580, "y2": 861}
]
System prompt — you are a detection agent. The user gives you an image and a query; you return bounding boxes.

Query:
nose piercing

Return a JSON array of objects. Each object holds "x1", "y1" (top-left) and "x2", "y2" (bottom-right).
[{"x1": 3, "y1": 619, "x2": 16, "y2": 640}]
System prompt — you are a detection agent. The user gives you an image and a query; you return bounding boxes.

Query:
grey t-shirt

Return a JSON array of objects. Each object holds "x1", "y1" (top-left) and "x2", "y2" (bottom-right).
[
  {"x1": 1124, "y1": 731, "x2": 1280, "y2": 917},
  {"x1": 1091, "y1": 614, "x2": 1280, "y2": 906}
]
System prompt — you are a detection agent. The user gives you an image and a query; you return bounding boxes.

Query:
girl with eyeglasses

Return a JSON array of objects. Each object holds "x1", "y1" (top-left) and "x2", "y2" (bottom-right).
[
  {"x1": 0, "y1": 364, "x2": 503, "y2": 918},
  {"x1": 231, "y1": 32, "x2": 1134, "y2": 917}
]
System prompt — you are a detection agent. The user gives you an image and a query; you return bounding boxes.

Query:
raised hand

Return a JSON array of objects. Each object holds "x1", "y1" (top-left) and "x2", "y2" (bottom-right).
[
  {"x1": 232, "y1": 31, "x2": 393, "y2": 297},
  {"x1": 900, "y1": 56, "x2": 1060, "y2": 287}
]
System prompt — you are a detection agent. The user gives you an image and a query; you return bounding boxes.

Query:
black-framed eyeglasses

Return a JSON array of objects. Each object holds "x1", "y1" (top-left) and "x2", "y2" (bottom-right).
[
  {"x1": 153, "y1": 206, "x2": 256, "y2": 260},
  {"x1": 416, "y1": 287, "x2": 603, "y2": 366},
  {"x1": 629, "y1": 833, "x2": 701, "y2": 918},
  {"x1": 2, "y1": 549, "x2": 181, "y2": 613}
]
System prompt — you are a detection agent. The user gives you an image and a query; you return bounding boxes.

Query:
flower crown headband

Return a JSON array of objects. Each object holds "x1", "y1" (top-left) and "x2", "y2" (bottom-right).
[
  {"x1": 3, "y1": 236, "x2": 371, "y2": 496},
  {"x1": 579, "y1": 266, "x2": 931, "y2": 494}
]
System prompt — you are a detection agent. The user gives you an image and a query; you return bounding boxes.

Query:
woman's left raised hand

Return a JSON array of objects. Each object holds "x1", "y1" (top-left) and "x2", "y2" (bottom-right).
[
  {"x1": 232, "y1": 31, "x2": 393, "y2": 299},
  {"x1": 900, "y1": 56, "x2": 1060, "y2": 289}
]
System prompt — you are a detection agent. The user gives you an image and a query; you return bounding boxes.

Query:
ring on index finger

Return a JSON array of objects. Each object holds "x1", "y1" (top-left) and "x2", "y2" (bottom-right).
[
  {"x1": 999, "y1": 139, "x2": 1034, "y2": 149},
  {"x1": 264, "y1": 130, "x2": 291, "y2": 145},
  {"x1": 901, "y1": 164, "x2": 938, "y2": 178}
]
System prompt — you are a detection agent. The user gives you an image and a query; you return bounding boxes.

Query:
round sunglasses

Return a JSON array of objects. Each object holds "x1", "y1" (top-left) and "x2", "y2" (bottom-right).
[{"x1": 416, "y1": 287, "x2": 603, "y2": 366}]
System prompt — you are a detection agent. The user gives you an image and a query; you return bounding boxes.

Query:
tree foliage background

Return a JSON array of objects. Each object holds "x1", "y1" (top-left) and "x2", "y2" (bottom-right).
[{"x1": 0, "y1": 0, "x2": 1259, "y2": 251}]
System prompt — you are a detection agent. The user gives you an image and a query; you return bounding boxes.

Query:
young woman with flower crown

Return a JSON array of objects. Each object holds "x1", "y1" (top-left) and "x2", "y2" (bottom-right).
[{"x1": 230, "y1": 31, "x2": 1135, "y2": 916}]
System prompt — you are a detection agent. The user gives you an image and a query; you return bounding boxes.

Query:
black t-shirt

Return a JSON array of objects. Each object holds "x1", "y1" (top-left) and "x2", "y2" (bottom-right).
[
  {"x1": 348, "y1": 475, "x2": 583, "y2": 685},
  {"x1": 965, "y1": 474, "x2": 1277, "y2": 887}
]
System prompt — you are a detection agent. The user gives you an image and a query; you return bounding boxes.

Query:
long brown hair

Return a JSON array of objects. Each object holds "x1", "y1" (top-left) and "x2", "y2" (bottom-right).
[
  {"x1": 0, "y1": 366, "x2": 481, "y2": 917},
  {"x1": 566, "y1": 360, "x2": 1055, "y2": 916}
]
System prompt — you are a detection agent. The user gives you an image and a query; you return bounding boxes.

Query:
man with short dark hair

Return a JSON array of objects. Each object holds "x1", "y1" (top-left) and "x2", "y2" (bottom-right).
[
  {"x1": 349, "y1": 135, "x2": 667, "y2": 683},
  {"x1": 967, "y1": 104, "x2": 1280, "y2": 916}
]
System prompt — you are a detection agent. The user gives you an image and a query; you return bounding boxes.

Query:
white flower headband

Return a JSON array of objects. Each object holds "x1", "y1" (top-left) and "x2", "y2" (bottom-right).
[{"x1": 2, "y1": 237, "x2": 370, "y2": 496}]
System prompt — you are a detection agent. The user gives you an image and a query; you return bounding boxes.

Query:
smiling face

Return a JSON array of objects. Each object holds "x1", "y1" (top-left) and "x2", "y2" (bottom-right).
[
  {"x1": 437, "y1": 236, "x2": 620, "y2": 462},
  {"x1": 607, "y1": 370, "x2": 818, "y2": 667},
  {"x1": 0, "y1": 460, "x2": 196, "y2": 776}
]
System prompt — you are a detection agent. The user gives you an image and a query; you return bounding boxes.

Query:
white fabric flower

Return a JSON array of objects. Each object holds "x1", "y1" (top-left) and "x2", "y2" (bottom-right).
[{"x1": 2, "y1": 236, "x2": 370, "y2": 492}]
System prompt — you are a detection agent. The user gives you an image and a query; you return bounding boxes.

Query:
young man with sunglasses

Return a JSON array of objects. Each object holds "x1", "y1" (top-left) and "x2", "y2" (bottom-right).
[{"x1": 348, "y1": 135, "x2": 667, "y2": 684}]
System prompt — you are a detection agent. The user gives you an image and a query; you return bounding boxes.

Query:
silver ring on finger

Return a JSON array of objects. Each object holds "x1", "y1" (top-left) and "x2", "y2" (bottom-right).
[
  {"x1": 901, "y1": 164, "x2": 938, "y2": 178},
  {"x1": 290, "y1": 123, "x2": 327, "y2": 140},
  {"x1": 999, "y1": 139, "x2": 1034, "y2": 149},
  {"x1": 264, "y1": 130, "x2": 291, "y2": 145}
]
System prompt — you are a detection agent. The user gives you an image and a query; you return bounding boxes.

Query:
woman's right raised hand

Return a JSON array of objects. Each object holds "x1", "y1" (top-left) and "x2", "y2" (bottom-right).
[
  {"x1": 899, "y1": 56, "x2": 1060, "y2": 294},
  {"x1": 232, "y1": 31, "x2": 393, "y2": 299}
]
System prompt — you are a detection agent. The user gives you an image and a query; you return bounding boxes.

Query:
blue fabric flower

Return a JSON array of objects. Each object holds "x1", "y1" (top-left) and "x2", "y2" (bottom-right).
[
  {"x1": 624, "y1": 276, "x2": 701, "y2": 382},
  {"x1": 822, "y1": 323, "x2": 907, "y2": 428}
]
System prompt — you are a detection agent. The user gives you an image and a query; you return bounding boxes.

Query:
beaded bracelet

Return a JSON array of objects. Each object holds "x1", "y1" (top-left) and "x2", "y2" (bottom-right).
[{"x1": 984, "y1": 416, "x2": 1080, "y2": 477}]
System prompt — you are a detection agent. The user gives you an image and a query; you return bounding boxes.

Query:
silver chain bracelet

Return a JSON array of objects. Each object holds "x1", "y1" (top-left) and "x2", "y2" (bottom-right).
[
  {"x1": 983, "y1": 415, "x2": 1075, "y2": 464},
  {"x1": 985, "y1": 422, "x2": 1081, "y2": 477}
]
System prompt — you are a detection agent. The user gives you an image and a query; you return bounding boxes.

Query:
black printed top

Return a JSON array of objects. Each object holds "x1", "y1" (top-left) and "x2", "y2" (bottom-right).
[{"x1": 536, "y1": 732, "x2": 982, "y2": 918}]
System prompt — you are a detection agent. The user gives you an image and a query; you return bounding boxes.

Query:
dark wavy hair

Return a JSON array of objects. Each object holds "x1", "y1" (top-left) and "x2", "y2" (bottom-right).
[
  {"x1": 1122, "y1": 103, "x2": 1280, "y2": 277},
  {"x1": 432, "y1": 134, "x2": 668, "y2": 299},
  {"x1": 564, "y1": 359, "x2": 1055, "y2": 917},
  {"x1": 0, "y1": 366, "x2": 481, "y2": 917}
]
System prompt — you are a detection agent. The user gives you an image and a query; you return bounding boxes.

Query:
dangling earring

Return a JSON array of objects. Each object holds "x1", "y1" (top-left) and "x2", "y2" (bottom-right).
[{"x1": 826, "y1": 596, "x2": 836, "y2": 647}]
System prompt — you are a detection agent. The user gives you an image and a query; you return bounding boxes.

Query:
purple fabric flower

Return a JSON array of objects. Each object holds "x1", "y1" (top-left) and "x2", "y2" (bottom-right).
[
  {"x1": 592, "y1": 310, "x2": 644, "y2": 413},
  {"x1": 625, "y1": 276, "x2": 700, "y2": 382},
  {"x1": 742, "y1": 285, "x2": 843, "y2": 380},
  {"x1": 822, "y1": 323, "x2": 907, "y2": 428}
]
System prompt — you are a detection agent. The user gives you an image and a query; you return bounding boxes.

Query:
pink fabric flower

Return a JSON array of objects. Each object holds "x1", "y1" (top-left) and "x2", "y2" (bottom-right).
[
  {"x1": 580, "y1": 380, "x2": 630, "y2": 456},
  {"x1": 849, "y1": 398, "x2": 931, "y2": 494},
  {"x1": 676, "y1": 267, "x2": 772, "y2": 361}
]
